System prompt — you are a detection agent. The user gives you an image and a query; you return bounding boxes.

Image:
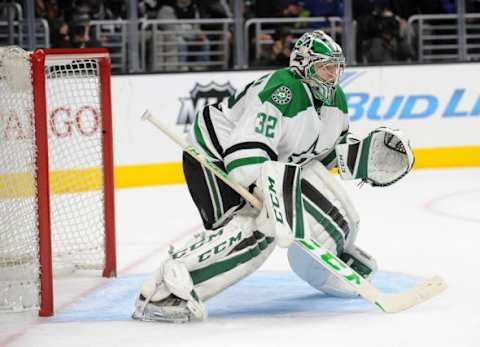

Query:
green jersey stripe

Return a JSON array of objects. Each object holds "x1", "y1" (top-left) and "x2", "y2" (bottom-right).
[{"x1": 225, "y1": 156, "x2": 269, "y2": 173}]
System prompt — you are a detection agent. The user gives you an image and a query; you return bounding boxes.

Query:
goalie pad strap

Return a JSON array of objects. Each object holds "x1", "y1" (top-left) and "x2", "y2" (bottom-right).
[
  {"x1": 301, "y1": 179, "x2": 350, "y2": 240},
  {"x1": 340, "y1": 251, "x2": 372, "y2": 278},
  {"x1": 340, "y1": 246, "x2": 378, "y2": 279},
  {"x1": 301, "y1": 180, "x2": 349, "y2": 254},
  {"x1": 301, "y1": 160, "x2": 360, "y2": 250},
  {"x1": 282, "y1": 164, "x2": 305, "y2": 239}
]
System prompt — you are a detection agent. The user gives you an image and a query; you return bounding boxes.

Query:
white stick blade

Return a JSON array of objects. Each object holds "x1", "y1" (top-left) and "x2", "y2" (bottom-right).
[{"x1": 380, "y1": 276, "x2": 447, "y2": 313}]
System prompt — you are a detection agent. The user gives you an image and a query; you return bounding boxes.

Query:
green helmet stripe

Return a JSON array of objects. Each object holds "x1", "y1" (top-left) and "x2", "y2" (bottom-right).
[{"x1": 312, "y1": 40, "x2": 332, "y2": 56}]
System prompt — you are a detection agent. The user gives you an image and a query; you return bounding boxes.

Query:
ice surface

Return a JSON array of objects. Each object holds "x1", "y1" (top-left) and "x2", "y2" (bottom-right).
[{"x1": 1, "y1": 168, "x2": 479, "y2": 347}]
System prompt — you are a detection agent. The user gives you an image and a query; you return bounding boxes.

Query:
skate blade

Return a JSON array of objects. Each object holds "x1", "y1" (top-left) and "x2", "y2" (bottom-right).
[{"x1": 131, "y1": 307, "x2": 191, "y2": 324}]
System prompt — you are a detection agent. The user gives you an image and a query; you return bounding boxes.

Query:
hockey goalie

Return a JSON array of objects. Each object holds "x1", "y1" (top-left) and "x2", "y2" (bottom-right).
[{"x1": 133, "y1": 30, "x2": 415, "y2": 323}]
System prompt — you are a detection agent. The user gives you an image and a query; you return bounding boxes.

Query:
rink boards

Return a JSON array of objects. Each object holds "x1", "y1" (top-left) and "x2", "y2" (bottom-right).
[
  {"x1": 108, "y1": 62, "x2": 480, "y2": 188},
  {"x1": 2, "y1": 63, "x2": 478, "y2": 190}
]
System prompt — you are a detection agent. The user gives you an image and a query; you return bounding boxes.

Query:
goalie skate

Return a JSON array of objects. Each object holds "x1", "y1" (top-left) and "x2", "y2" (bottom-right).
[{"x1": 132, "y1": 294, "x2": 202, "y2": 323}]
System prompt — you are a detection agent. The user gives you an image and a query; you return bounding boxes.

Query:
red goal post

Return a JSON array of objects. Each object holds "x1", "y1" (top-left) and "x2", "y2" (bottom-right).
[{"x1": 0, "y1": 48, "x2": 116, "y2": 317}]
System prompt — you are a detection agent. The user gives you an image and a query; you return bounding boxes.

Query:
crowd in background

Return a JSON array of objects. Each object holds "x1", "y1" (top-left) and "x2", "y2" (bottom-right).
[
  {"x1": 30, "y1": 0, "x2": 231, "y2": 50},
  {"x1": 3, "y1": 0, "x2": 480, "y2": 69},
  {"x1": 249, "y1": 0, "x2": 480, "y2": 65}
]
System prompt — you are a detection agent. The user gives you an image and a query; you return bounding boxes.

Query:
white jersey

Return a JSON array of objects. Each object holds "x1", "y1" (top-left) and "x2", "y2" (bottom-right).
[{"x1": 189, "y1": 68, "x2": 349, "y2": 187}]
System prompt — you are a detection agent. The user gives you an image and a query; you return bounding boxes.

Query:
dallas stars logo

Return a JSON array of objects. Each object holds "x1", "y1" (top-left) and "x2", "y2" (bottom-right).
[
  {"x1": 272, "y1": 86, "x2": 292, "y2": 105},
  {"x1": 288, "y1": 137, "x2": 320, "y2": 164},
  {"x1": 177, "y1": 82, "x2": 236, "y2": 132}
]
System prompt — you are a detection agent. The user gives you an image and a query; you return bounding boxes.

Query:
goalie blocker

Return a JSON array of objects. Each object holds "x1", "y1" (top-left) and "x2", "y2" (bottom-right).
[{"x1": 133, "y1": 156, "x2": 376, "y2": 322}]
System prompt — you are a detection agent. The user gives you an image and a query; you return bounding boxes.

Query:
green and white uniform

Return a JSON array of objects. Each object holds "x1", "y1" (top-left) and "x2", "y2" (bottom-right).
[
  {"x1": 133, "y1": 31, "x2": 382, "y2": 323},
  {"x1": 189, "y1": 68, "x2": 349, "y2": 188}
]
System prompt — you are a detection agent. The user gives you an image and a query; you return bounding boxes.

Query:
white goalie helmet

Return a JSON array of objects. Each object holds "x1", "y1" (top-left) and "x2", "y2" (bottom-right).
[{"x1": 290, "y1": 30, "x2": 345, "y2": 105}]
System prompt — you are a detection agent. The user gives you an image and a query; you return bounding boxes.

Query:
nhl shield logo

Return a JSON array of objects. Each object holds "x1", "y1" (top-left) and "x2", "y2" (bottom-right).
[{"x1": 177, "y1": 82, "x2": 236, "y2": 131}]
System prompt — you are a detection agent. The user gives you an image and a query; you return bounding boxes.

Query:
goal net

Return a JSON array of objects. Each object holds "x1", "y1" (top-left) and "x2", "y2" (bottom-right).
[{"x1": 0, "y1": 47, "x2": 116, "y2": 316}]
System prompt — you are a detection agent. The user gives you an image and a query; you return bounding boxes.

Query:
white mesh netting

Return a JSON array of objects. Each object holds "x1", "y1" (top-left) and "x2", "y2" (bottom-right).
[
  {"x1": 0, "y1": 47, "x2": 107, "y2": 313},
  {"x1": 0, "y1": 47, "x2": 40, "y2": 312},
  {"x1": 45, "y1": 56, "x2": 105, "y2": 272}
]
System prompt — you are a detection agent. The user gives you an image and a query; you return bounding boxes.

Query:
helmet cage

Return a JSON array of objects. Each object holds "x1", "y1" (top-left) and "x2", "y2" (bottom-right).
[
  {"x1": 290, "y1": 31, "x2": 345, "y2": 104},
  {"x1": 305, "y1": 53, "x2": 345, "y2": 104}
]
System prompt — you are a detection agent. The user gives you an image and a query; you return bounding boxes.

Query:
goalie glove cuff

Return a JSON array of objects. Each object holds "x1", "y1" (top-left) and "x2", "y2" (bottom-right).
[{"x1": 335, "y1": 134, "x2": 361, "y2": 181}]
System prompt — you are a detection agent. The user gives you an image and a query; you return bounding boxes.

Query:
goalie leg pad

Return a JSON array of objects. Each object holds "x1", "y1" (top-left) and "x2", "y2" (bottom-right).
[
  {"x1": 135, "y1": 213, "x2": 276, "y2": 322},
  {"x1": 340, "y1": 245, "x2": 378, "y2": 279},
  {"x1": 287, "y1": 243, "x2": 356, "y2": 296},
  {"x1": 254, "y1": 161, "x2": 309, "y2": 248},
  {"x1": 132, "y1": 259, "x2": 207, "y2": 323},
  {"x1": 254, "y1": 160, "x2": 354, "y2": 252},
  {"x1": 301, "y1": 160, "x2": 359, "y2": 252},
  {"x1": 186, "y1": 215, "x2": 276, "y2": 300},
  {"x1": 288, "y1": 243, "x2": 377, "y2": 298}
]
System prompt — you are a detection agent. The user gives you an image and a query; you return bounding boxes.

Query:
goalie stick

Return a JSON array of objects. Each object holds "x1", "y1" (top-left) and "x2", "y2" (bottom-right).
[{"x1": 141, "y1": 110, "x2": 447, "y2": 313}]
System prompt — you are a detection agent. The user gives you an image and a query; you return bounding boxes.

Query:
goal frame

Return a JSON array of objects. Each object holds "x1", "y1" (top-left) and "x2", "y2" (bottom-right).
[{"x1": 30, "y1": 48, "x2": 116, "y2": 317}]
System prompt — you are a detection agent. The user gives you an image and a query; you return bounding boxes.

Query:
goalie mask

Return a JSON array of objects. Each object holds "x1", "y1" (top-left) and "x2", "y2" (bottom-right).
[{"x1": 290, "y1": 30, "x2": 345, "y2": 105}]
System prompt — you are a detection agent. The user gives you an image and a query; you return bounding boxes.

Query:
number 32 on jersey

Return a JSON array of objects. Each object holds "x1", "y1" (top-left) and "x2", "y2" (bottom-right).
[{"x1": 255, "y1": 112, "x2": 277, "y2": 138}]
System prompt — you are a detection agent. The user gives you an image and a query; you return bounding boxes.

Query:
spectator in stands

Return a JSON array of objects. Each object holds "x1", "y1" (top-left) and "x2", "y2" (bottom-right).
[
  {"x1": 68, "y1": 3, "x2": 103, "y2": 48},
  {"x1": 252, "y1": 0, "x2": 284, "y2": 19},
  {"x1": 280, "y1": 1, "x2": 310, "y2": 30},
  {"x1": 158, "y1": 0, "x2": 211, "y2": 70},
  {"x1": 302, "y1": 0, "x2": 343, "y2": 18},
  {"x1": 250, "y1": 1, "x2": 309, "y2": 68},
  {"x1": 40, "y1": 0, "x2": 70, "y2": 48},
  {"x1": 70, "y1": 23, "x2": 102, "y2": 48},
  {"x1": 302, "y1": 0, "x2": 344, "y2": 42},
  {"x1": 35, "y1": 0, "x2": 45, "y2": 17},
  {"x1": 256, "y1": 27, "x2": 293, "y2": 67},
  {"x1": 88, "y1": 0, "x2": 115, "y2": 20},
  {"x1": 52, "y1": 22, "x2": 72, "y2": 48},
  {"x1": 139, "y1": 0, "x2": 163, "y2": 19},
  {"x1": 467, "y1": 0, "x2": 480, "y2": 12},
  {"x1": 197, "y1": 0, "x2": 232, "y2": 67},
  {"x1": 355, "y1": 1, "x2": 415, "y2": 63},
  {"x1": 108, "y1": 0, "x2": 127, "y2": 19},
  {"x1": 197, "y1": 0, "x2": 231, "y2": 19},
  {"x1": 362, "y1": 7, "x2": 413, "y2": 63},
  {"x1": 70, "y1": 2, "x2": 91, "y2": 25}
]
